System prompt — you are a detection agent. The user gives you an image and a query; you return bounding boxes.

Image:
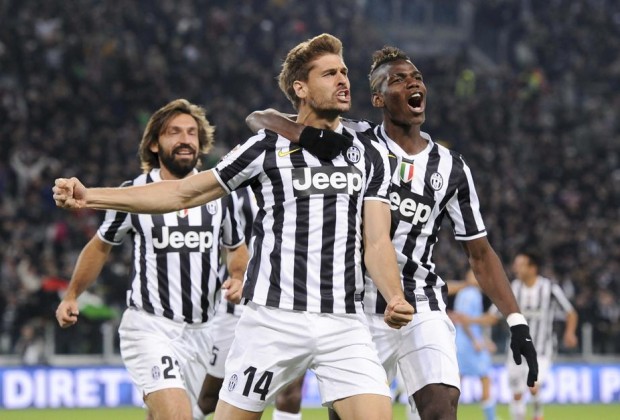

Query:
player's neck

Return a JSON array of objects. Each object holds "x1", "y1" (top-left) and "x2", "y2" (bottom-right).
[
  {"x1": 159, "y1": 166, "x2": 193, "y2": 181},
  {"x1": 522, "y1": 274, "x2": 538, "y2": 287},
  {"x1": 296, "y1": 108, "x2": 341, "y2": 131},
  {"x1": 383, "y1": 120, "x2": 427, "y2": 155}
]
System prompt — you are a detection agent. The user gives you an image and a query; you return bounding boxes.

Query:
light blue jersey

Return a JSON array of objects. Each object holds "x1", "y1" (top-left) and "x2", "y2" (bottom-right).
[{"x1": 455, "y1": 286, "x2": 491, "y2": 376}]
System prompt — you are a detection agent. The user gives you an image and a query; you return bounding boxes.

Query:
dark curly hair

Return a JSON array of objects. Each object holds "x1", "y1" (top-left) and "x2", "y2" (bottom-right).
[{"x1": 368, "y1": 46, "x2": 411, "y2": 93}]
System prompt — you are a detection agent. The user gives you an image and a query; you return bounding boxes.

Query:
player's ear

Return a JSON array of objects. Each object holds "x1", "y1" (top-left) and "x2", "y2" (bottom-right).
[
  {"x1": 371, "y1": 91, "x2": 384, "y2": 108},
  {"x1": 293, "y1": 80, "x2": 307, "y2": 100},
  {"x1": 149, "y1": 140, "x2": 159, "y2": 153}
]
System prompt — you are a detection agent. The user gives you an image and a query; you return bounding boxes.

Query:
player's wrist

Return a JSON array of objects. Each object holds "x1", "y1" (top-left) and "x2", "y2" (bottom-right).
[
  {"x1": 63, "y1": 290, "x2": 80, "y2": 301},
  {"x1": 507, "y1": 312, "x2": 528, "y2": 327},
  {"x1": 386, "y1": 293, "x2": 405, "y2": 304},
  {"x1": 298, "y1": 126, "x2": 351, "y2": 160}
]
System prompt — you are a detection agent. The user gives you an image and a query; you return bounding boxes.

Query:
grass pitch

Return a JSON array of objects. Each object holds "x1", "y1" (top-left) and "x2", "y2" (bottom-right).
[{"x1": 2, "y1": 403, "x2": 619, "y2": 419}]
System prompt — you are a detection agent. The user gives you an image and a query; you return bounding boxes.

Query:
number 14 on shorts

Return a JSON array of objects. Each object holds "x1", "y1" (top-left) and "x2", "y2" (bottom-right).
[{"x1": 228, "y1": 366, "x2": 273, "y2": 401}]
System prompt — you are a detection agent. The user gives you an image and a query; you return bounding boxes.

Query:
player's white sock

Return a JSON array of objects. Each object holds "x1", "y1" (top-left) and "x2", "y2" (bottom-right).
[
  {"x1": 192, "y1": 403, "x2": 206, "y2": 420},
  {"x1": 272, "y1": 408, "x2": 302, "y2": 420},
  {"x1": 406, "y1": 403, "x2": 422, "y2": 420},
  {"x1": 509, "y1": 398, "x2": 526, "y2": 420},
  {"x1": 531, "y1": 393, "x2": 543, "y2": 419}
]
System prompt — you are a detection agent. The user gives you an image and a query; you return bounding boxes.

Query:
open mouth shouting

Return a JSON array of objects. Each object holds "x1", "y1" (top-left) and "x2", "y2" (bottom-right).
[
  {"x1": 408, "y1": 92, "x2": 424, "y2": 113},
  {"x1": 336, "y1": 89, "x2": 350, "y2": 103}
]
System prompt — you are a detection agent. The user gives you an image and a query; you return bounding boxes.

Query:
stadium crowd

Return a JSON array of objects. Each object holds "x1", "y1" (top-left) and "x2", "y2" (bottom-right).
[{"x1": 1, "y1": 0, "x2": 618, "y2": 360}]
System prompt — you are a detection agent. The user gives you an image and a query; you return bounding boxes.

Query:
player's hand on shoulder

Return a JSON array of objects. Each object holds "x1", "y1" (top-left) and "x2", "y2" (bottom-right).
[
  {"x1": 53, "y1": 177, "x2": 87, "y2": 209},
  {"x1": 383, "y1": 296, "x2": 414, "y2": 329},
  {"x1": 297, "y1": 127, "x2": 352, "y2": 160}
]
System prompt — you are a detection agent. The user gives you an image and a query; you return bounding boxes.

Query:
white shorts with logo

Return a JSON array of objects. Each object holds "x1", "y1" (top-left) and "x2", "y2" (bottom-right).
[
  {"x1": 507, "y1": 353, "x2": 551, "y2": 394},
  {"x1": 366, "y1": 311, "x2": 461, "y2": 399},
  {"x1": 219, "y1": 302, "x2": 391, "y2": 412},
  {"x1": 207, "y1": 309, "x2": 241, "y2": 378},
  {"x1": 118, "y1": 308, "x2": 214, "y2": 415}
]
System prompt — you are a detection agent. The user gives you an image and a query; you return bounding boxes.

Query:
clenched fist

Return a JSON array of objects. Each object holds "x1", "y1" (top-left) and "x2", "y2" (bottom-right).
[
  {"x1": 53, "y1": 177, "x2": 87, "y2": 209},
  {"x1": 384, "y1": 296, "x2": 415, "y2": 329}
]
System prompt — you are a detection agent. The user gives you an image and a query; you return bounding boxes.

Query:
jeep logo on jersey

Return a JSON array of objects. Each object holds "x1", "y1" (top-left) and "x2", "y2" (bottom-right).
[
  {"x1": 389, "y1": 187, "x2": 434, "y2": 225},
  {"x1": 291, "y1": 166, "x2": 364, "y2": 197},
  {"x1": 152, "y1": 226, "x2": 214, "y2": 253}
]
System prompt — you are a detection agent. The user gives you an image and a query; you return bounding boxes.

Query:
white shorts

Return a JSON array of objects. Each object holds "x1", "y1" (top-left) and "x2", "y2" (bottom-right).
[
  {"x1": 219, "y1": 302, "x2": 390, "y2": 412},
  {"x1": 366, "y1": 311, "x2": 461, "y2": 398},
  {"x1": 207, "y1": 309, "x2": 241, "y2": 378},
  {"x1": 118, "y1": 308, "x2": 214, "y2": 411},
  {"x1": 507, "y1": 354, "x2": 551, "y2": 394}
]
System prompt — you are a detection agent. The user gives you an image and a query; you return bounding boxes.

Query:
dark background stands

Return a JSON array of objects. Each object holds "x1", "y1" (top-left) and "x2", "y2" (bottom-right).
[{"x1": 1, "y1": 0, "x2": 618, "y2": 358}]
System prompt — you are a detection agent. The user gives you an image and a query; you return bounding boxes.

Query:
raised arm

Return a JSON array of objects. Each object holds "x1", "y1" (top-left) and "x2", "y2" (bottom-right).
[
  {"x1": 53, "y1": 169, "x2": 227, "y2": 214},
  {"x1": 246, "y1": 108, "x2": 300, "y2": 137},
  {"x1": 363, "y1": 200, "x2": 414, "y2": 329},
  {"x1": 245, "y1": 108, "x2": 352, "y2": 160}
]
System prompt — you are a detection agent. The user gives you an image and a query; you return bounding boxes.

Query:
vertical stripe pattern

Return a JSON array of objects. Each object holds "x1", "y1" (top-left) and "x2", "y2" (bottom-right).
[
  {"x1": 96, "y1": 168, "x2": 245, "y2": 324},
  {"x1": 214, "y1": 127, "x2": 391, "y2": 314},
  {"x1": 342, "y1": 119, "x2": 487, "y2": 314},
  {"x1": 511, "y1": 276, "x2": 575, "y2": 358}
]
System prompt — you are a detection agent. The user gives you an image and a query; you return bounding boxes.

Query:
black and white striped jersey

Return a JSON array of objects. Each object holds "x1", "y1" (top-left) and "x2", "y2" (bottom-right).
[
  {"x1": 343, "y1": 119, "x2": 487, "y2": 314},
  {"x1": 97, "y1": 168, "x2": 245, "y2": 324},
  {"x1": 510, "y1": 276, "x2": 575, "y2": 358},
  {"x1": 217, "y1": 186, "x2": 258, "y2": 318},
  {"x1": 214, "y1": 125, "x2": 392, "y2": 314}
]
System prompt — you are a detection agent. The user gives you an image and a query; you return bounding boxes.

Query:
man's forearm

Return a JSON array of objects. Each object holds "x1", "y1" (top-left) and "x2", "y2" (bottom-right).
[
  {"x1": 65, "y1": 237, "x2": 111, "y2": 300},
  {"x1": 364, "y1": 238, "x2": 404, "y2": 302},
  {"x1": 246, "y1": 109, "x2": 302, "y2": 138},
  {"x1": 227, "y1": 244, "x2": 249, "y2": 280},
  {"x1": 565, "y1": 310, "x2": 579, "y2": 335},
  {"x1": 471, "y1": 250, "x2": 520, "y2": 317},
  {"x1": 363, "y1": 201, "x2": 404, "y2": 302},
  {"x1": 86, "y1": 170, "x2": 225, "y2": 213}
]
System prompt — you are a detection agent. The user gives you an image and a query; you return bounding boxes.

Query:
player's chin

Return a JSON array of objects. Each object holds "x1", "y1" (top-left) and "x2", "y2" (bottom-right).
[
  {"x1": 337, "y1": 102, "x2": 351, "y2": 112},
  {"x1": 327, "y1": 102, "x2": 350, "y2": 113}
]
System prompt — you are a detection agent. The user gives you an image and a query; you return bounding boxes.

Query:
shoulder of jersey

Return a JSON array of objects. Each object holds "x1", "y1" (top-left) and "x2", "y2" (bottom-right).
[
  {"x1": 119, "y1": 179, "x2": 135, "y2": 188},
  {"x1": 349, "y1": 127, "x2": 375, "y2": 145}
]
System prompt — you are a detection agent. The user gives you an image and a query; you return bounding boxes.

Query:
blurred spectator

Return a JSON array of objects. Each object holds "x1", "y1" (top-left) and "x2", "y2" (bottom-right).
[
  {"x1": 591, "y1": 288, "x2": 620, "y2": 354},
  {"x1": 1, "y1": 0, "x2": 618, "y2": 355}
]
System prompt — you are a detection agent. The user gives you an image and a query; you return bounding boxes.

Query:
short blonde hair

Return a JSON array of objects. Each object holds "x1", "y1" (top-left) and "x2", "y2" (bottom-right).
[
  {"x1": 278, "y1": 33, "x2": 343, "y2": 110},
  {"x1": 138, "y1": 99, "x2": 214, "y2": 173}
]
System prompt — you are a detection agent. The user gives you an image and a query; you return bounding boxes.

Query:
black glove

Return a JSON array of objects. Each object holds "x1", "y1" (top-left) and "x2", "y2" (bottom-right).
[
  {"x1": 298, "y1": 126, "x2": 352, "y2": 160},
  {"x1": 510, "y1": 324, "x2": 539, "y2": 387}
]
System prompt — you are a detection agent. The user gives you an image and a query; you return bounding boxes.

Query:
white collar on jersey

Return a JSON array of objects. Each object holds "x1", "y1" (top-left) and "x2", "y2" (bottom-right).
[
  {"x1": 150, "y1": 167, "x2": 199, "y2": 182},
  {"x1": 379, "y1": 124, "x2": 434, "y2": 160}
]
